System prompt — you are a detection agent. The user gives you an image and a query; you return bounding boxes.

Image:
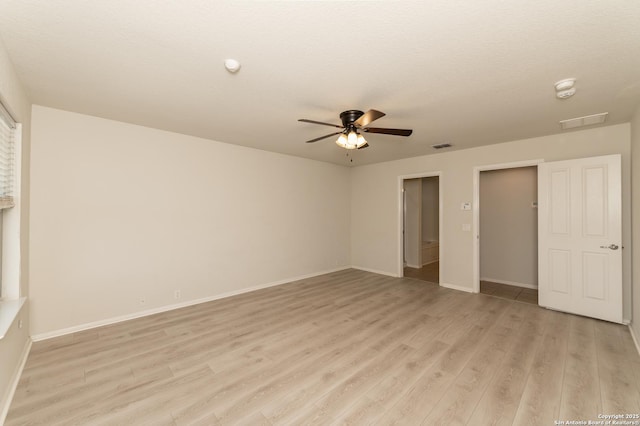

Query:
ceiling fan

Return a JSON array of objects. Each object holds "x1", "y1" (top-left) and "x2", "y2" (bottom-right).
[{"x1": 298, "y1": 109, "x2": 412, "y2": 150}]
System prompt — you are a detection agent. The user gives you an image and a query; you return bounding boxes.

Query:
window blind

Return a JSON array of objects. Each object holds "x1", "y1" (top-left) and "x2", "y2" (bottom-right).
[{"x1": 0, "y1": 103, "x2": 15, "y2": 210}]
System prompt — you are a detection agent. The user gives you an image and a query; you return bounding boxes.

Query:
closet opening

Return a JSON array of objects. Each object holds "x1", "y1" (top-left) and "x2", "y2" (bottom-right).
[{"x1": 477, "y1": 165, "x2": 538, "y2": 304}]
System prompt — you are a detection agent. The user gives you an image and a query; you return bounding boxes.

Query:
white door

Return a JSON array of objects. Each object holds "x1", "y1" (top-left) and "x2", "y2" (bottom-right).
[
  {"x1": 403, "y1": 179, "x2": 422, "y2": 269},
  {"x1": 538, "y1": 154, "x2": 622, "y2": 323}
]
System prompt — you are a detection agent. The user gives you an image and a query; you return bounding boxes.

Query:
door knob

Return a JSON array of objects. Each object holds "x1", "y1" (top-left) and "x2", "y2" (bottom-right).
[{"x1": 600, "y1": 244, "x2": 619, "y2": 250}]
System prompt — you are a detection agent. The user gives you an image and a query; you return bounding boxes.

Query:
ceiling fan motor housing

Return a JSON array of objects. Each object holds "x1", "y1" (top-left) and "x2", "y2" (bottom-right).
[{"x1": 340, "y1": 110, "x2": 365, "y2": 128}]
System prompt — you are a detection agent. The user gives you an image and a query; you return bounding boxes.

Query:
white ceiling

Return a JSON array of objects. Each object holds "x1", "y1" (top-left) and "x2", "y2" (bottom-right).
[{"x1": 1, "y1": 1, "x2": 639, "y2": 166}]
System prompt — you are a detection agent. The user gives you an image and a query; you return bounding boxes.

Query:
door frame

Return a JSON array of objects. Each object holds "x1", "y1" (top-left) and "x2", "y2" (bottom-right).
[
  {"x1": 397, "y1": 171, "x2": 442, "y2": 279},
  {"x1": 472, "y1": 159, "x2": 543, "y2": 293}
]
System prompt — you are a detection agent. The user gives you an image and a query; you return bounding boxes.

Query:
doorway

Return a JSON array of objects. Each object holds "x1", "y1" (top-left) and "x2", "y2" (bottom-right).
[
  {"x1": 473, "y1": 159, "x2": 543, "y2": 296},
  {"x1": 401, "y1": 174, "x2": 440, "y2": 284},
  {"x1": 478, "y1": 166, "x2": 538, "y2": 304}
]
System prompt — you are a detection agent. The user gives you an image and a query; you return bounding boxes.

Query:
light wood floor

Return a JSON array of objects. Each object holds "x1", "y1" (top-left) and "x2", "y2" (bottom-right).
[
  {"x1": 403, "y1": 261, "x2": 439, "y2": 283},
  {"x1": 480, "y1": 281, "x2": 538, "y2": 305},
  {"x1": 7, "y1": 269, "x2": 640, "y2": 425}
]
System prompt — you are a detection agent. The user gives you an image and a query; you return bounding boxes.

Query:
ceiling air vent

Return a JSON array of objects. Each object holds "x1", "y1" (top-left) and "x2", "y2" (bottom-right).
[
  {"x1": 431, "y1": 143, "x2": 452, "y2": 149},
  {"x1": 559, "y1": 112, "x2": 608, "y2": 130}
]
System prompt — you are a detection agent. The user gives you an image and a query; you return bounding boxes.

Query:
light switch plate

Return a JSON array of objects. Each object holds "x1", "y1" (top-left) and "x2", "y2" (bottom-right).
[
  {"x1": 462, "y1": 224, "x2": 471, "y2": 231},
  {"x1": 461, "y1": 202, "x2": 471, "y2": 210}
]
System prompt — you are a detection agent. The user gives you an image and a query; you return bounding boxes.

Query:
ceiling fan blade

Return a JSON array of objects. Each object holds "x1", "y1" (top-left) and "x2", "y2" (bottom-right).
[
  {"x1": 305, "y1": 131, "x2": 343, "y2": 143},
  {"x1": 354, "y1": 109, "x2": 385, "y2": 128},
  {"x1": 357, "y1": 142, "x2": 370, "y2": 150},
  {"x1": 298, "y1": 119, "x2": 343, "y2": 129},
  {"x1": 363, "y1": 127, "x2": 413, "y2": 137}
]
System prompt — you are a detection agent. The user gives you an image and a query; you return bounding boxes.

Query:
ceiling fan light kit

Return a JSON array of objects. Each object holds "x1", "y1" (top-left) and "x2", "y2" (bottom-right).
[
  {"x1": 335, "y1": 129, "x2": 368, "y2": 149},
  {"x1": 299, "y1": 109, "x2": 412, "y2": 150}
]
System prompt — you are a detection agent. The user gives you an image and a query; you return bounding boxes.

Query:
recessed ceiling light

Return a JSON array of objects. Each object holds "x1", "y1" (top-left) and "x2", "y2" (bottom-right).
[{"x1": 559, "y1": 112, "x2": 608, "y2": 130}]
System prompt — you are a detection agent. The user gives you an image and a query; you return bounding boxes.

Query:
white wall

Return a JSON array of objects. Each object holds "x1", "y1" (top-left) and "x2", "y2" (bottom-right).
[
  {"x1": 422, "y1": 177, "x2": 439, "y2": 242},
  {"x1": 29, "y1": 106, "x2": 351, "y2": 337},
  {"x1": 0, "y1": 37, "x2": 31, "y2": 422},
  {"x1": 403, "y1": 178, "x2": 421, "y2": 268},
  {"x1": 631, "y1": 106, "x2": 640, "y2": 345},
  {"x1": 479, "y1": 167, "x2": 537, "y2": 287},
  {"x1": 351, "y1": 124, "x2": 633, "y2": 320}
]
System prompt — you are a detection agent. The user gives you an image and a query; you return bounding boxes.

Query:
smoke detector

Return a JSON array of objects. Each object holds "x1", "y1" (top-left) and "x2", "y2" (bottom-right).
[
  {"x1": 556, "y1": 88, "x2": 576, "y2": 99},
  {"x1": 554, "y1": 78, "x2": 576, "y2": 99},
  {"x1": 224, "y1": 59, "x2": 241, "y2": 73}
]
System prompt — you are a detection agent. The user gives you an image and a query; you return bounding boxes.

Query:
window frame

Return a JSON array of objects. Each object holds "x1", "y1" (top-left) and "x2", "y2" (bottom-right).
[
  {"x1": 0, "y1": 120, "x2": 21, "y2": 300},
  {"x1": 0, "y1": 99, "x2": 23, "y2": 339}
]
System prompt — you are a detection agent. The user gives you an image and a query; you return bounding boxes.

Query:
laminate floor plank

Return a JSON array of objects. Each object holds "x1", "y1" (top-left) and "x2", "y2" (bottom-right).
[
  {"x1": 264, "y1": 308, "x2": 437, "y2": 424},
  {"x1": 6, "y1": 269, "x2": 640, "y2": 426},
  {"x1": 89, "y1": 367, "x2": 216, "y2": 426},
  {"x1": 511, "y1": 310, "x2": 570, "y2": 425},
  {"x1": 259, "y1": 343, "x2": 384, "y2": 425},
  {"x1": 86, "y1": 284, "x2": 366, "y2": 380},
  {"x1": 594, "y1": 320, "x2": 640, "y2": 415},
  {"x1": 619, "y1": 328, "x2": 640, "y2": 398},
  {"x1": 421, "y1": 303, "x2": 530, "y2": 426},
  {"x1": 169, "y1": 317, "x2": 386, "y2": 424},
  {"x1": 175, "y1": 291, "x2": 435, "y2": 424},
  {"x1": 67, "y1": 366, "x2": 215, "y2": 426},
  {"x1": 376, "y1": 297, "x2": 512, "y2": 424},
  {"x1": 334, "y1": 338, "x2": 451, "y2": 425},
  {"x1": 465, "y1": 302, "x2": 551, "y2": 426},
  {"x1": 284, "y1": 344, "x2": 414, "y2": 425},
  {"x1": 557, "y1": 315, "x2": 602, "y2": 422},
  {"x1": 433, "y1": 296, "x2": 508, "y2": 346}
]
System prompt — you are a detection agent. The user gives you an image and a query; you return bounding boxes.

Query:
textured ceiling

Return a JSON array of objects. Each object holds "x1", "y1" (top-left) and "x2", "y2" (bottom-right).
[{"x1": 1, "y1": 1, "x2": 639, "y2": 166}]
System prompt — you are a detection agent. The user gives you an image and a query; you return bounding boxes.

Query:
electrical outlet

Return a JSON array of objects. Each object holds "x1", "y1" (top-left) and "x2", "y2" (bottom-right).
[
  {"x1": 174, "y1": 290, "x2": 181, "y2": 299},
  {"x1": 140, "y1": 297, "x2": 146, "y2": 305}
]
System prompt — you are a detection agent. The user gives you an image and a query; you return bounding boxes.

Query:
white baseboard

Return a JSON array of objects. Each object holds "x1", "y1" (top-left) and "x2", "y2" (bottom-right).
[
  {"x1": 629, "y1": 324, "x2": 640, "y2": 357},
  {"x1": 405, "y1": 262, "x2": 421, "y2": 269},
  {"x1": 351, "y1": 266, "x2": 398, "y2": 278},
  {"x1": 440, "y1": 282, "x2": 474, "y2": 293},
  {"x1": 0, "y1": 337, "x2": 31, "y2": 425},
  {"x1": 480, "y1": 277, "x2": 538, "y2": 290},
  {"x1": 31, "y1": 266, "x2": 351, "y2": 342}
]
